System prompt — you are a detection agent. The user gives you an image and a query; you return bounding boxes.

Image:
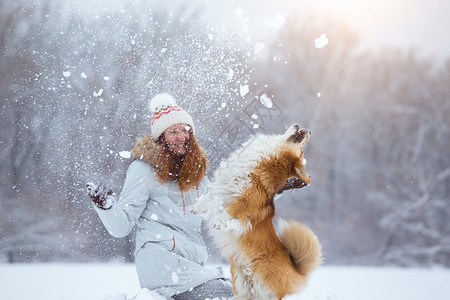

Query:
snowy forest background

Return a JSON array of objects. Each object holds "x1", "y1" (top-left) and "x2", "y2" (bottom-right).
[{"x1": 1, "y1": 0, "x2": 449, "y2": 268}]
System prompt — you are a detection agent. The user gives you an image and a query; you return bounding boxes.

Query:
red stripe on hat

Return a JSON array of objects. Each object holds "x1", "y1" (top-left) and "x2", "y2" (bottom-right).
[{"x1": 151, "y1": 106, "x2": 182, "y2": 125}]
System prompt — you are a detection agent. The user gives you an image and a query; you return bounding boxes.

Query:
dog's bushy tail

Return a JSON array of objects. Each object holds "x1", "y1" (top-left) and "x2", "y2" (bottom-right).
[{"x1": 278, "y1": 219, "x2": 323, "y2": 276}]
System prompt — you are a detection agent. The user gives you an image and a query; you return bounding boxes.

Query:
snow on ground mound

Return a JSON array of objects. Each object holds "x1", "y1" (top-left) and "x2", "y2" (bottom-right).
[
  {"x1": 102, "y1": 288, "x2": 165, "y2": 300},
  {"x1": 1, "y1": 263, "x2": 450, "y2": 300}
]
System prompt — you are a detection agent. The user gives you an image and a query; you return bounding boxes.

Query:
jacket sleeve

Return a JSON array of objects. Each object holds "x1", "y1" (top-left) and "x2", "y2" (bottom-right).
[{"x1": 93, "y1": 160, "x2": 157, "y2": 238}]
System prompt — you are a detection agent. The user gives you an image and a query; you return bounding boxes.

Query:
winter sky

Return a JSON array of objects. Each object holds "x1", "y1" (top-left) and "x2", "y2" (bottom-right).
[
  {"x1": 66, "y1": 0, "x2": 450, "y2": 63},
  {"x1": 239, "y1": 0, "x2": 450, "y2": 62}
]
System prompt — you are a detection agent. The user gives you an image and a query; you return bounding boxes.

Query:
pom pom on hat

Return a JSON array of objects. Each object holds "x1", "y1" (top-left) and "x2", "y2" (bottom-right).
[
  {"x1": 148, "y1": 93, "x2": 177, "y2": 113},
  {"x1": 148, "y1": 93, "x2": 195, "y2": 139}
]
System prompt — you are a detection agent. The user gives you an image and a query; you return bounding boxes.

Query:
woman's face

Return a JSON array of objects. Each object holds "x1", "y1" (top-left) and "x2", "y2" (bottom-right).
[{"x1": 163, "y1": 123, "x2": 191, "y2": 155}]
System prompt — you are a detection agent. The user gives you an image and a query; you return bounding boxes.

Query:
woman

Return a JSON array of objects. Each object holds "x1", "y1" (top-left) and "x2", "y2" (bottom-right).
[{"x1": 87, "y1": 93, "x2": 233, "y2": 299}]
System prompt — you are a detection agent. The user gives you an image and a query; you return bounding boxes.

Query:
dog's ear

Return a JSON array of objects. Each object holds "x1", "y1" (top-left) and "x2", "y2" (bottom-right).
[{"x1": 285, "y1": 124, "x2": 310, "y2": 148}]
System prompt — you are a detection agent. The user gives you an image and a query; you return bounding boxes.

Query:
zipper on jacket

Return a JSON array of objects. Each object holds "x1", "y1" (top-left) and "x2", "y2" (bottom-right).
[{"x1": 181, "y1": 191, "x2": 186, "y2": 215}]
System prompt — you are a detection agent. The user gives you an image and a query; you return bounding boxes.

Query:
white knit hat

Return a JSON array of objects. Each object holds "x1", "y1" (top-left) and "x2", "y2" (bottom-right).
[{"x1": 148, "y1": 93, "x2": 195, "y2": 139}]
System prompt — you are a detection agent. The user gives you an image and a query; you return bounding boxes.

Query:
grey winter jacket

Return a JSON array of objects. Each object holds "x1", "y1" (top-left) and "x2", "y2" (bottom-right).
[
  {"x1": 92, "y1": 136, "x2": 225, "y2": 297},
  {"x1": 94, "y1": 159, "x2": 212, "y2": 262}
]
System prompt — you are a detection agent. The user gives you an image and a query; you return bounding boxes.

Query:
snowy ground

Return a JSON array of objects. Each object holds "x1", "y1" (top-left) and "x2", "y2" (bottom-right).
[{"x1": 1, "y1": 263, "x2": 449, "y2": 300}]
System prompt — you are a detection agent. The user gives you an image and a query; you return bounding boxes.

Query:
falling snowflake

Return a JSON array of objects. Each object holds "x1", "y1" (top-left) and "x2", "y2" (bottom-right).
[
  {"x1": 259, "y1": 93, "x2": 273, "y2": 108},
  {"x1": 314, "y1": 33, "x2": 329, "y2": 48},
  {"x1": 119, "y1": 151, "x2": 131, "y2": 158},
  {"x1": 240, "y1": 85, "x2": 249, "y2": 97}
]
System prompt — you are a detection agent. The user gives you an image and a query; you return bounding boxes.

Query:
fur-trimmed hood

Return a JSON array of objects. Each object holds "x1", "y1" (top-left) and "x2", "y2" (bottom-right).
[{"x1": 131, "y1": 136, "x2": 167, "y2": 175}]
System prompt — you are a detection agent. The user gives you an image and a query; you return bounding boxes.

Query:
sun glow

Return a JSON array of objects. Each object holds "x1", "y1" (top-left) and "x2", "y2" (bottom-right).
[{"x1": 286, "y1": 0, "x2": 450, "y2": 59}]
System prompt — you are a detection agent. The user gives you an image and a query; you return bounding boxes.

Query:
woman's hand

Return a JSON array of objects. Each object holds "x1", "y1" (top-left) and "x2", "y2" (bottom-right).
[{"x1": 86, "y1": 182, "x2": 114, "y2": 210}]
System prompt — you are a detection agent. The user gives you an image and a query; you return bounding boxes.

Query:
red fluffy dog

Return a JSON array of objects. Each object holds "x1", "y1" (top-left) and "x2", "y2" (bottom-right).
[{"x1": 191, "y1": 124, "x2": 322, "y2": 299}]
